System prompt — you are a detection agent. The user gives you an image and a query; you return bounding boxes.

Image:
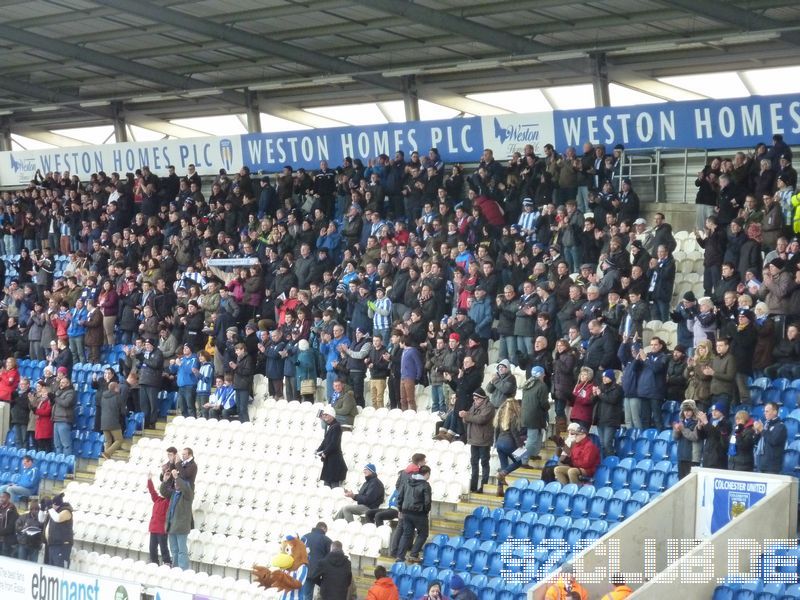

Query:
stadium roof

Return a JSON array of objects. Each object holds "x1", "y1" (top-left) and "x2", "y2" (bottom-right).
[{"x1": 1, "y1": 0, "x2": 800, "y2": 146}]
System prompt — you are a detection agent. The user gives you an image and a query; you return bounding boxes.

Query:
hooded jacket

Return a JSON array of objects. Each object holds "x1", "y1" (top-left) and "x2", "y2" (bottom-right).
[
  {"x1": 310, "y1": 549, "x2": 353, "y2": 599},
  {"x1": 397, "y1": 473, "x2": 432, "y2": 514},
  {"x1": 521, "y1": 377, "x2": 550, "y2": 430},
  {"x1": 352, "y1": 473, "x2": 384, "y2": 509},
  {"x1": 463, "y1": 399, "x2": 496, "y2": 447},
  {"x1": 595, "y1": 380, "x2": 624, "y2": 427},
  {"x1": 486, "y1": 360, "x2": 517, "y2": 408},
  {"x1": 673, "y1": 400, "x2": 702, "y2": 463},
  {"x1": 367, "y1": 577, "x2": 400, "y2": 600}
]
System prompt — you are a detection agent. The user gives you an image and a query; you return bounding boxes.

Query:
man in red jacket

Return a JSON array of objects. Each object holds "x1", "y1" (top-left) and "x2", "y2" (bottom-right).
[
  {"x1": 554, "y1": 424, "x2": 601, "y2": 485},
  {"x1": 147, "y1": 468, "x2": 171, "y2": 566}
]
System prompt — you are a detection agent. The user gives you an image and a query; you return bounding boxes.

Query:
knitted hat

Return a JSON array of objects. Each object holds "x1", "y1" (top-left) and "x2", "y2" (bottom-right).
[
  {"x1": 57, "y1": 367, "x2": 68, "y2": 376},
  {"x1": 602, "y1": 369, "x2": 615, "y2": 380},
  {"x1": 450, "y1": 575, "x2": 465, "y2": 591},
  {"x1": 531, "y1": 366, "x2": 545, "y2": 379},
  {"x1": 364, "y1": 463, "x2": 377, "y2": 474},
  {"x1": 449, "y1": 333, "x2": 460, "y2": 342},
  {"x1": 473, "y1": 387, "x2": 488, "y2": 399},
  {"x1": 321, "y1": 405, "x2": 336, "y2": 417}
]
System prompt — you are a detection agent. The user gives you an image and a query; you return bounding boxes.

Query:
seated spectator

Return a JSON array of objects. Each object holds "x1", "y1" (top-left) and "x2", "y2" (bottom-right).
[
  {"x1": 334, "y1": 463, "x2": 384, "y2": 523},
  {"x1": 553, "y1": 424, "x2": 600, "y2": 485},
  {"x1": 0, "y1": 455, "x2": 40, "y2": 504}
]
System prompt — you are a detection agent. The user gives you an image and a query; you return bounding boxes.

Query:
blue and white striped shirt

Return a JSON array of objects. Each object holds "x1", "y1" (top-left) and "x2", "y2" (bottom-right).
[
  {"x1": 211, "y1": 385, "x2": 236, "y2": 410},
  {"x1": 196, "y1": 362, "x2": 214, "y2": 394},
  {"x1": 279, "y1": 563, "x2": 308, "y2": 600},
  {"x1": 371, "y1": 297, "x2": 392, "y2": 332}
]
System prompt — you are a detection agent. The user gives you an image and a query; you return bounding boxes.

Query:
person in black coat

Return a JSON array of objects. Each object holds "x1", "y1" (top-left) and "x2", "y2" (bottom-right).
[
  {"x1": 583, "y1": 320, "x2": 618, "y2": 375},
  {"x1": 442, "y1": 356, "x2": 482, "y2": 439},
  {"x1": 301, "y1": 522, "x2": 331, "y2": 600},
  {"x1": 729, "y1": 410, "x2": 757, "y2": 472},
  {"x1": 697, "y1": 403, "x2": 730, "y2": 469},
  {"x1": 317, "y1": 406, "x2": 348, "y2": 487},
  {"x1": 593, "y1": 370, "x2": 624, "y2": 456},
  {"x1": 309, "y1": 540, "x2": 352, "y2": 600}
]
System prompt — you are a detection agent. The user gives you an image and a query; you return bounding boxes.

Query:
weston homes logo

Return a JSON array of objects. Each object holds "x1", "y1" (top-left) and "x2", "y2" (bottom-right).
[{"x1": 484, "y1": 115, "x2": 555, "y2": 158}]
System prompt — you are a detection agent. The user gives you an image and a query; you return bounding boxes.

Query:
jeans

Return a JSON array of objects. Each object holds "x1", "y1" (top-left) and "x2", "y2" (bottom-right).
[
  {"x1": 365, "y1": 507, "x2": 398, "y2": 527},
  {"x1": 495, "y1": 433, "x2": 523, "y2": 474},
  {"x1": 596, "y1": 425, "x2": 617, "y2": 456},
  {"x1": 398, "y1": 512, "x2": 429, "y2": 560},
  {"x1": 53, "y1": 422, "x2": 73, "y2": 456},
  {"x1": 498, "y1": 336, "x2": 517, "y2": 364},
  {"x1": 470, "y1": 445, "x2": 490, "y2": 491},
  {"x1": 647, "y1": 398, "x2": 663, "y2": 430},
  {"x1": 177, "y1": 386, "x2": 196, "y2": 418},
  {"x1": 515, "y1": 336, "x2": 533, "y2": 361},
  {"x1": 18, "y1": 545, "x2": 39, "y2": 562},
  {"x1": 236, "y1": 389, "x2": 250, "y2": 422},
  {"x1": 703, "y1": 265, "x2": 721, "y2": 297},
  {"x1": 325, "y1": 371, "x2": 336, "y2": 400},
  {"x1": 140, "y1": 385, "x2": 159, "y2": 427},
  {"x1": 168, "y1": 533, "x2": 189, "y2": 570},
  {"x1": 430, "y1": 384, "x2": 445, "y2": 413},
  {"x1": 565, "y1": 246, "x2": 582, "y2": 274},
  {"x1": 623, "y1": 397, "x2": 643, "y2": 429},
  {"x1": 0, "y1": 484, "x2": 34, "y2": 504},
  {"x1": 576, "y1": 186, "x2": 589, "y2": 212},
  {"x1": 149, "y1": 533, "x2": 171, "y2": 565},
  {"x1": 12, "y1": 423, "x2": 26, "y2": 449},
  {"x1": 525, "y1": 427, "x2": 543, "y2": 460},
  {"x1": 68, "y1": 336, "x2": 85, "y2": 363}
]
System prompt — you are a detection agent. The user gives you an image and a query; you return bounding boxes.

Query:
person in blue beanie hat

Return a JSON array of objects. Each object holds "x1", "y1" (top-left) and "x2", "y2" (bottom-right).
[
  {"x1": 334, "y1": 463, "x2": 384, "y2": 523},
  {"x1": 449, "y1": 574, "x2": 478, "y2": 599}
]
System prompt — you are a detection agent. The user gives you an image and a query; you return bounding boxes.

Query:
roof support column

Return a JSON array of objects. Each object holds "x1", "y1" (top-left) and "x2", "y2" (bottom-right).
[
  {"x1": 590, "y1": 52, "x2": 611, "y2": 108},
  {"x1": 402, "y1": 75, "x2": 420, "y2": 122},
  {"x1": 112, "y1": 101, "x2": 128, "y2": 143},
  {"x1": 0, "y1": 118, "x2": 11, "y2": 152},
  {"x1": 246, "y1": 90, "x2": 262, "y2": 133}
]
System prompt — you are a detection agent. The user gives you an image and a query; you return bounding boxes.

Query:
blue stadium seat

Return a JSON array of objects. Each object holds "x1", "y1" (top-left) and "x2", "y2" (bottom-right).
[
  {"x1": 495, "y1": 519, "x2": 513, "y2": 543},
  {"x1": 592, "y1": 466, "x2": 611, "y2": 488},
  {"x1": 570, "y1": 494, "x2": 589, "y2": 518},
  {"x1": 781, "y1": 450, "x2": 800, "y2": 475},
  {"x1": 454, "y1": 547, "x2": 472, "y2": 572},
  {"x1": 510, "y1": 478, "x2": 528, "y2": 490},
  {"x1": 785, "y1": 418, "x2": 800, "y2": 441},
  {"x1": 629, "y1": 468, "x2": 648, "y2": 491},
  {"x1": 537, "y1": 490, "x2": 555, "y2": 513},
  {"x1": 588, "y1": 497, "x2": 607, "y2": 520},
  {"x1": 422, "y1": 543, "x2": 440, "y2": 567},
  {"x1": 519, "y1": 489, "x2": 537, "y2": 512},
  {"x1": 395, "y1": 574, "x2": 413, "y2": 598},
  {"x1": 610, "y1": 466, "x2": 629, "y2": 490},
  {"x1": 486, "y1": 552, "x2": 504, "y2": 577},
  {"x1": 782, "y1": 390, "x2": 799, "y2": 411},
  {"x1": 601, "y1": 455, "x2": 620, "y2": 469},
  {"x1": 503, "y1": 487, "x2": 521, "y2": 510}
]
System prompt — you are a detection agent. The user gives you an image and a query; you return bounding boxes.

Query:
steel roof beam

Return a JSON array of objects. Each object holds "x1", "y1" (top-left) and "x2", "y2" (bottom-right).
[{"x1": 92, "y1": 0, "x2": 405, "y2": 94}]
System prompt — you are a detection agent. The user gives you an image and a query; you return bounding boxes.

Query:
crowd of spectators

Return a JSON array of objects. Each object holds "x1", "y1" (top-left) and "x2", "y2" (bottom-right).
[{"x1": 0, "y1": 137, "x2": 794, "y2": 488}]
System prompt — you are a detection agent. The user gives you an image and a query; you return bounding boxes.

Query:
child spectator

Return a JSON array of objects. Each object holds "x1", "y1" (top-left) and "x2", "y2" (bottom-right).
[{"x1": 203, "y1": 374, "x2": 236, "y2": 420}]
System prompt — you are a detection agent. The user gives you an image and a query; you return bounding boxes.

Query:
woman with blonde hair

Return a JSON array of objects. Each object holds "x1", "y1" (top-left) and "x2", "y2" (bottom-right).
[
  {"x1": 493, "y1": 398, "x2": 523, "y2": 497},
  {"x1": 685, "y1": 339, "x2": 714, "y2": 413},
  {"x1": 571, "y1": 366, "x2": 595, "y2": 430}
]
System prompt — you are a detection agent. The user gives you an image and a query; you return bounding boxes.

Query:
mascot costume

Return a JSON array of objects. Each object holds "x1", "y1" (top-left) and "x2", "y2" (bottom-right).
[{"x1": 253, "y1": 534, "x2": 309, "y2": 600}]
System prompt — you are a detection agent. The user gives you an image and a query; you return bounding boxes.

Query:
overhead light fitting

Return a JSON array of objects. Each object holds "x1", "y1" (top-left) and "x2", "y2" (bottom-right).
[
  {"x1": 31, "y1": 105, "x2": 59, "y2": 112},
  {"x1": 538, "y1": 50, "x2": 587, "y2": 62},
  {"x1": 129, "y1": 94, "x2": 182, "y2": 104},
  {"x1": 310, "y1": 75, "x2": 354, "y2": 85},
  {"x1": 453, "y1": 59, "x2": 502, "y2": 72},
  {"x1": 183, "y1": 89, "x2": 224, "y2": 98},
  {"x1": 79, "y1": 100, "x2": 111, "y2": 107},
  {"x1": 719, "y1": 31, "x2": 780, "y2": 45},
  {"x1": 0, "y1": 110, "x2": 12, "y2": 116},
  {"x1": 381, "y1": 67, "x2": 420, "y2": 78}
]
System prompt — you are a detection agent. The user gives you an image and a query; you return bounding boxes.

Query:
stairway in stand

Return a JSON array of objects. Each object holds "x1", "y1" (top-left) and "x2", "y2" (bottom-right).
[{"x1": 351, "y1": 443, "x2": 553, "y2": 595}]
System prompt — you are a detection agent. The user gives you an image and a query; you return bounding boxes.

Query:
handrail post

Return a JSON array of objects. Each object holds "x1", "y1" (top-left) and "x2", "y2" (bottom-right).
[
  {"x1": 683, "y1": 148, "x2": 689, "y2": 204},
  {"x1": 655, "y1": 148, "x2": 661, "y2": 203}
]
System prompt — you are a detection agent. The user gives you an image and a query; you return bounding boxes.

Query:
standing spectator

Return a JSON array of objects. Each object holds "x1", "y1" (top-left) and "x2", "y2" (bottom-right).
[
  {"x1": 729, "y1": 410, "x2": 756, "y2": 472},
  {"x1": 99, "y1": 381, "x2": 126, "y2": 459},
  {"x1": 635, "y1": 337, "x2": 669, "y2": 430},
  {"x1": 15, "y1": 499, "x2": 43, "y2": 563},
  {"x1": 146, "y1": 470, "x2": 171, "y2": 566},
  {"x1": 493, "y1": 398, "x2": 523, "y2": 497},
  {"x1": 170, "y1": 344, "x2": 198, "y2": 418},
  {"x1": 673, "y1": 400, "x2": 702, "y2": 479},
  {"x1": 66, "y1": 298, "x2": 87, "y2": 363},
  {"x1": 553, "y1": 424, "x2": 600, "y2": 485},
  {"x1": 334, "y1": 464, "x2": 384, "y2": 523},
  {"x1": 33, "y1": 391, "x2": 54, "y2": 452},
  {"x1": 159, "y1": 466, "x2": 194, "y2": 570},
  {"x1": 396, "y1": 464, "x2": 432, "y2": 563},
  {"x1": 83, "y1": 299, "x2": 104, "y2": 364},
  {"x1": 52, "y1": 372, "x2": 76, "y2": 456},
  {"x1": 230, "y1": 342, "x2": 254, "y2": 423},
  {"x1": 552, "y1": 339, "x2": 577, "y2": 432},
  {"x1": 486, "y1": 359, "x2": 517, "y2": 409},
  {"x1": 399, "y1": 337, "x2": 422, "y2": 411},
  {"x1": 570, "y1": 367, "x2": 595, "y2": 430},
  {"x1": 460, "y1": 388, "x2": 495, "y2": 494},
  {"x1": 0, "y1": 491, "x2": 18, "y2": 557},
  {"x1": 41, "y1": 493, "x2": 73, "y2": 568},
  {"x1": 194, "y1": 351, "x2": 214, "y2": 417},
  {"x1": 301, "y1": 522, "x2": 331, "y2": 600},
  {"x1": 425, "y1": 336, "x2": 448, "y2": 414},
  {"x1": 177, "y1": 447, "x2": 197, "y2": 489},
  {"x1": 0, "y1": 357, "x2": 20, "y2": 406},
  {"x1": 732, "y1": 309, "x2": 757, "y2": 404},
  {"x1": 754, "y1": 401, "x2": 787, "y2": 474},
  {"x1": 366, "y1": 565, "x2": 399, "y2": 600},
  {"x1": 97, "y1": 279, "x2": 119, "y2": 346},
  {"x1": 10, "y1": 377, "x2": 33, "y2": 449},
  {"x1": 665, "y1": 345, "x2": 688, "y2": 406},
  {"x1": 647, "y1": 245, "x2": 676, "y2": 322},
  {"x1": 296, "y1": 340, "x2": 318, "y2": 404},
  {"x1": 517, "y1": 366, "x2": 550, "y2": 468},
  {"x1": 705, "y1": 338, "x2": 736, "y2": 410},
  {"x1": 317, "y1": 405, "x2": 347, "y2": 488},
  {"x1": 593, "y1": 369, "x2": 624, "y2": 457},
  {"x1": 309, "y1": 540, "x2": 353, "y2": 599},
  {"x1": 136, "y1": 338, "x2": 164, "y2": 429},
  {"x1": 697, "y1": 403, "x2": 731, "y2": 469},
  {"x1": 696, "y1": 216, "x2": 726, "y2": 297}
]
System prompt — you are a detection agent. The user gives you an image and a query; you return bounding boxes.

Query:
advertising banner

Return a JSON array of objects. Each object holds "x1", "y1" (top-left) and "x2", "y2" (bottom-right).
[
  {"x1": 695, "y1": 472, "x2": 780, "y2": 537},
  {"x1": 150, "y1": 588, "x2": 195, "y2": 600},
  {"x1": 240, "y1": 116, "x2": 482, "y2": 172},
  {"x1": 553, "y1": 93, "x2": 800, "y2": 150},
  {"x1": 0, "y1": 135, "x2": 243, "y2": 186},
  {"x1": 0, "y1": 557, "x2": 141, "y2": 600},
  {"x1": 1, "y1": 92, "x2": 798, "y2": 186}
]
